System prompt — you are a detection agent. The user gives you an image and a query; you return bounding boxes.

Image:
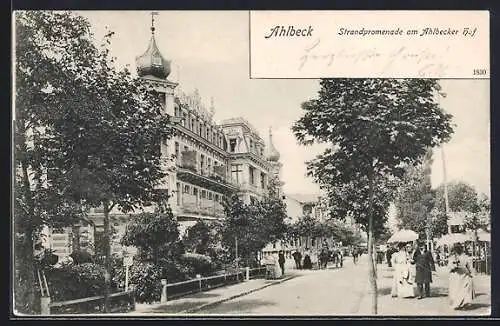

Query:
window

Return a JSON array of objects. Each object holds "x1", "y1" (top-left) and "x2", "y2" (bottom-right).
[
  {"x1": 208, "y1": 192, "x2": 213, "y2": 200},
  {"x1": 183, "y1": 185, "x2": 190, "y2": 194},
  {"x1": 229, "y1": 138, "x2": 237, "y2": 152},
  {"x1": 184, "y1": 145, "x2": 188, "y2": 152},
  {"x1": 249, "y1": 139, "x2": 253, "y2": 150},
  {"x1": 207, "y1": 158, "x2": 212, "y2": 173},
  {"x1": 231, "y1": 164, "x2": 243, "y2": 183},
  {"x1": 260, "y1": 172, "x2": 266, "y2": 189},
  {"x1": 175, "y1": 142, "x2": 180, "y2": 158},
  {"x1": 249, "y1": 166, "x2": 255, "y2": 185},
  {"x1": 176, "y1": 182, "x2": 181, "y2": 205},
  {"x1": 201, "y1": 190, "x2": 206, "y2": 199},
  {"x1": 200, "y1": 154, "x2": 205, "y2": 172},
  {"x1": 193, "y1": 187, "x2": 198, "y2": 196},
  {"x1": 215, "y1": 194, "x2": 220, "y2": 202}
]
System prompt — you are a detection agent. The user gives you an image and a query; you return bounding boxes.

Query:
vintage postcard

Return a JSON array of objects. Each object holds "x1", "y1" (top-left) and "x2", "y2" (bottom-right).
[{"x1": 12, "y1": 10, "x2": 491, "y2": 317}]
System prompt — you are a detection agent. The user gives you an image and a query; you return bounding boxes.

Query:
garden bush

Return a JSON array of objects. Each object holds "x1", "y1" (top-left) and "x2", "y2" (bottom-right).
[
  {"x1": 179, "y1": 253, "x2": 215, "y2": 277},
  {"x1": 69, "y1": 250, "x2": 94, "y2": 264},
  {"x1": 114, "y1": 262, "x2": 163, "y2": 304},
  {"x1": 46, "y1": 263, "x2": 109, "y2": 302}
]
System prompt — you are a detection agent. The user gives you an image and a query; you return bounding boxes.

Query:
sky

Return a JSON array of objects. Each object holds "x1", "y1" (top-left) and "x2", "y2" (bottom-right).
[{"x1": 77, "y1": 11, "x2": 490, "y2": 199}]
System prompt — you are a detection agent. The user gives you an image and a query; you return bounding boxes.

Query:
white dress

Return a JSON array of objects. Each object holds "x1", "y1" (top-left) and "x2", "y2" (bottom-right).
[{"x1": 391, "y1": 251, "x2": 415, "y2": 298}]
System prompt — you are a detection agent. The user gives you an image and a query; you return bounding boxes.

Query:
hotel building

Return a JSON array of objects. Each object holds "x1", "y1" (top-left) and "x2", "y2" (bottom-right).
[{"x1": 47, "y1": 19, "x2": 284, "y2": 257}]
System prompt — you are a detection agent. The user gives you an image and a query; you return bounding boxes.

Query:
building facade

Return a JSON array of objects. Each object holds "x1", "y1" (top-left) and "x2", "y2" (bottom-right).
[{"x1": 44, "y1": 19, "x2": 284, "y2": 257}]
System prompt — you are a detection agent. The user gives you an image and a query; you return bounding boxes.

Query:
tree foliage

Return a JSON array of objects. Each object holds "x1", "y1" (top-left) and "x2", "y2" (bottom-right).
[
  {"x1": 182, "y1": 220, "x2": 222, "y2": 257},
  {"x1": 394, "y1": 150, "x2": 435, "y2": 240},
  {"x1": 14, "y1": 11, "x2": 174, "y2": 313},
  {"x1": 121, "y1": 210, "x2": 181, "y2": 264},
  {"x1": 292, "y1": 78, "x2": 454, "y2": 314},
  {"x1": 220, "y1": 177, "x2": 288, "y2": 266},
  {"x1": 434, "y1": 181, "x2": 480, "y2": 213}
]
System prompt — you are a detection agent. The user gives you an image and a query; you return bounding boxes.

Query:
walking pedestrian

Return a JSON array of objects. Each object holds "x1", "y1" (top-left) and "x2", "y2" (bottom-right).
[
  {"x1": 411, "y1": 243, "x2": 436, "y2": 299},
  {"x1": 352, "y1": 247, "x2": 359, "y2": 264},
  {"x1": 391, "y1": 242, "x2": 415, "y2": 298},
  {"x1": 292, "y1": 250, "x2": 302, "y2": 269},
  {"x1": 278, "y1": 250, "x2": 286, "y2": 277},
  {"x1": 448, "y1": 243, "x2": 475, "y2": 310},
  {"x1": 303, "y1": 248, "x2": 313, "y2": 269}
]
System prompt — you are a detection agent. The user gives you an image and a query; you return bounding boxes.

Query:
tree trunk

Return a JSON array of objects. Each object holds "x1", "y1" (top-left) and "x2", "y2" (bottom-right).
[
  {"x1": 18, "y1": 133, "x2": 37, "y2": 314},
  {"x1": 103, "y1": 200, "x2": 112, "y2": 313},
  {"x1": 367, "y1": 173, "x2": 378, "y2": 315}
]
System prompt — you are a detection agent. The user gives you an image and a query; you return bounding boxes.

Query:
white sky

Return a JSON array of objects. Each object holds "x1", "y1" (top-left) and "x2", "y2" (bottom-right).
[{"x1": 77, "y1": 11, "x2": 490, "y2": 198}]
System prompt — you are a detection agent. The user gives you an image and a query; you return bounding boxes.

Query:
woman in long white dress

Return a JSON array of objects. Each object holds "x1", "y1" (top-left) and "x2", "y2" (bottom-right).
[
  {"x1": 391, "y1": 242, "x2": 415, "y2": 298},
  {"x1": 448, "y1": 243, "x2": 475, "y2": 309}
]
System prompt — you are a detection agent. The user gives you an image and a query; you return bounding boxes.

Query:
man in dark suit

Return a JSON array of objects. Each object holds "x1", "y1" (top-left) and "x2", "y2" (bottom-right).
[
  {"x1": 412, "y1": 243, "x2": 436, "y2": 299},
  {"x1": 278, "y1": 251, "x2": 286, "y2": 276}
]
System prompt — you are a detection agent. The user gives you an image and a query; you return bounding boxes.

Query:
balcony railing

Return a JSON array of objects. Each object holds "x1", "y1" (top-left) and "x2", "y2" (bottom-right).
[
  {"x1": 179, "y1": 202, "x2": 225, "y2": 218},
  {"x1": 176, "y1": 156, "x2": 240, "y2": 191}
]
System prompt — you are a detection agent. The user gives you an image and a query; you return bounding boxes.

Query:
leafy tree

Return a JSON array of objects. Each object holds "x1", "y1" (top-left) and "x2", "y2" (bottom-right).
[
  {"x1": 292, "y1": 78, "x2": 453, "y2": 314},
  {"x1": 14, "y1": 11, "x2": 106, "y2": 313},
  {"x1": 182, "y1": 220, "x2": 222, "y2": 257},
  {"x1": 434, "y1": 181, "x2": 480, "y2": 213},
  {"x1": 394, "y1": 149, "x2": 435, "y2": 240},
  {"x1": 121, "y1": 210, "x2": 181, "y2": 265},
  {"x1": 15, "y1": 11, "x2": 174, "y2": 313},
  {"x1": 220, "y1": 177, "x2": 288, "y2": 267}
]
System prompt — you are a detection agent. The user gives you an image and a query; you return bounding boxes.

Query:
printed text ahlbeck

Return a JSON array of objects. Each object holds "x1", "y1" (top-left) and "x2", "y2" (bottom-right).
[{"x1": 264, "y1": 25, "x2": 314, "y2": 39}]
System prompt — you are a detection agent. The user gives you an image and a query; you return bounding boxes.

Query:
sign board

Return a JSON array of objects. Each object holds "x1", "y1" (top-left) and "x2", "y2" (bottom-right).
[{"x1": 124, "y1": 256, "x2": 133, "y2": 267}]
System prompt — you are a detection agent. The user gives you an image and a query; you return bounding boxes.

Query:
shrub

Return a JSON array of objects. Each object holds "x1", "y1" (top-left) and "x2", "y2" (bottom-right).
[
  {"x1": 179, "y1": 253, "x2": 215, "y2": 277},
  {"x1": 46, "y1": 263, "x2": 108, "y2": 302},
  {"x1": 116, "y1": 262, "x2": 163, "y2": 304},
  {"x1": 70, "y1": 250, "x2": 94, "y2": 264}
]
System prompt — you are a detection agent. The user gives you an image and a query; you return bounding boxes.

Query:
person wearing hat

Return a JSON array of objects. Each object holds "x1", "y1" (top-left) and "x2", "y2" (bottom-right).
[{"x1": 411, "y1": 242, "x2": 436, "y2": 299}]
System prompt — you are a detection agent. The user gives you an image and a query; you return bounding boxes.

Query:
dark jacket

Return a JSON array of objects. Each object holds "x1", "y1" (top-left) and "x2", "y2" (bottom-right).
[
  {"x1": 412, "y1": 249, "x2": 435, "y2": 284},
  {"x1": 278, "y1": 253, "x2": 285, "y2": 265}
]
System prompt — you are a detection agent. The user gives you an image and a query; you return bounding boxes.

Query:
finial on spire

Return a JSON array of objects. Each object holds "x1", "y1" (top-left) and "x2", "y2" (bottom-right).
[
  {"x1": 151, "y1": 11, "x2": 159, "y2": 34},
  {"x1": 266, "y1": 126, "x2": 280, "y2": 162},
  {"x1": 209, "y1": 97, "x2": 215, "y2": 117}
]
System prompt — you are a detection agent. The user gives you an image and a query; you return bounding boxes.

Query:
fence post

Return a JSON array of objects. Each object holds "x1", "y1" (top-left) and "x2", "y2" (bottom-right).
[
  {"x1": 160, "y1": 279, "x2": 167, "y2": 304},
  {"x1": 40, "y1": 297, "x2": 51, "y2": 315},
  {"x1": 245, "y1": 267, "x2": 250, "y2": 281},
  {"x1": 196, "y1": 274, "x2": 202, "y2": 292}
]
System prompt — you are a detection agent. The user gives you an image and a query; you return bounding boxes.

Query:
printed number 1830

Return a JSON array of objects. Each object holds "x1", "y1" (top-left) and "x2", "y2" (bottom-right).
[{"x1": 473, "y1": 69, "x2": 487, "y2": 76}]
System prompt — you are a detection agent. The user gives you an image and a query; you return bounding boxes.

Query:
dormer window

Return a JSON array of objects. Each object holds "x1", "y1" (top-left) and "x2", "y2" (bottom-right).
[{"x1": 229, "y1": 138, "x2": 237, "y2": 152}]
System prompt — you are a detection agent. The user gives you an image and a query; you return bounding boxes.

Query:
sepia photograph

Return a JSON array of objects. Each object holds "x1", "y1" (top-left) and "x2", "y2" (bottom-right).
[{"x1": 12, "y1": 10, "x2": 491, "y2": 317}]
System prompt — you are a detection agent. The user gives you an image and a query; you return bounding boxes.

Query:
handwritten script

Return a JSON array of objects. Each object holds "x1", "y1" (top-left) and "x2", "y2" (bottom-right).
[{"x1": 298, "y1": 38, "x2": 450, "y2": 77}]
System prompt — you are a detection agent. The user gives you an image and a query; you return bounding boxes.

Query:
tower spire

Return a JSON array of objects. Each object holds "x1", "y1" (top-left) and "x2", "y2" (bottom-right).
[
  {"x1": 266, "y1": 126, "x2": 280, "y2": 162},
  {"x1": 151, "y1": 11, "x2": 159, "y2": 34}
]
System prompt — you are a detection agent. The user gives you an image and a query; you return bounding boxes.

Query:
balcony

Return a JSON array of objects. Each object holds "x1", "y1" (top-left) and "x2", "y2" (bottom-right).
[
  {"x1": 176, "y1": 152, "x2": 239, "y2": 192},
  {"x1": 178, "y1": 200, "x2": 225, "y2": 219}
]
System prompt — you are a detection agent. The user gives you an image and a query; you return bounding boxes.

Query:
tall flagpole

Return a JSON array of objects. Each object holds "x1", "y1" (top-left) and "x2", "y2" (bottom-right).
[
  {"x1": 441, "y1": 145, "x2": 450, "y2": 215},
  {"x1": 436, "y1": 83, "x2": 451, "y2": 236}
]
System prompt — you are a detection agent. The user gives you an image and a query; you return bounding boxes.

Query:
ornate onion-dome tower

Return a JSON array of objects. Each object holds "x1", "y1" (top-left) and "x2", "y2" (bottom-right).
[
  {"x1": 135, "y1": 12, "x2": 179, "y2": 209},
  {"x1": 266, "y1": 126, "x2": 284, "y2": 197}
]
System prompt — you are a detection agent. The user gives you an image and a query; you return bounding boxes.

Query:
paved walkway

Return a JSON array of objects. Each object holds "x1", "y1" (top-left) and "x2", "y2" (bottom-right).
[
  {"x1": 127, "y1": 273, "x2": 298, "y2": 315},
  {"x1": 124, "y1": 256, "x2": 491, "y2": 316},
  {"x1": 356, "y1": 260, "x2": 491, "y2": 316}
]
